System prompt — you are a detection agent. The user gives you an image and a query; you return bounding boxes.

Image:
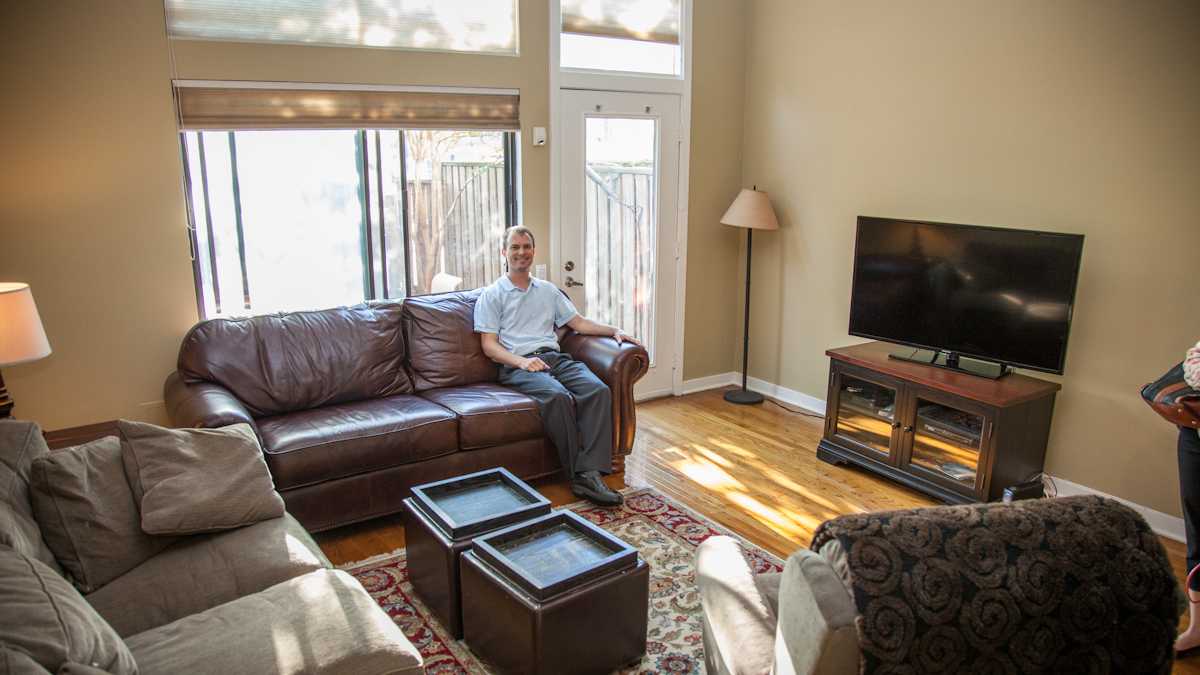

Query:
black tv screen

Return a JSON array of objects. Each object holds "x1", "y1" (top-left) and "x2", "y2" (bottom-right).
[{"x1": 849, "y1": 217, "x2": 1084, "y2": 374}]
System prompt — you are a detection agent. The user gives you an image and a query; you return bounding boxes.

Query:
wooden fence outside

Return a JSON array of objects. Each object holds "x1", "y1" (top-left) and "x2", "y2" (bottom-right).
[{"x1": 405, "y1": 161, "x2": 655, "y2": 355}]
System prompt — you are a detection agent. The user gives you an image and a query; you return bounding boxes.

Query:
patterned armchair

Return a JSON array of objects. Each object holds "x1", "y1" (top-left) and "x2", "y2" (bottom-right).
[{"x1": 696, "y1": 496, "x2": 1184, "y2": 674}]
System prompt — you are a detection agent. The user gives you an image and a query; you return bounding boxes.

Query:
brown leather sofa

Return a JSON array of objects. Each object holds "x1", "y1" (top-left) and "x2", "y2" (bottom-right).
[{"x1": 163, "y1": 289, "x2": 648, "y2": 532}]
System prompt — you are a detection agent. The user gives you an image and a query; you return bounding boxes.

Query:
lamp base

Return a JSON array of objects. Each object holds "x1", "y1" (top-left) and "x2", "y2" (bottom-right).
[
  {"x1": 0, "y1": 369, "x2": 12, "y2": 419},
  {"x1": 724, "y1": 388, "x2": 765, "y2": 405}
]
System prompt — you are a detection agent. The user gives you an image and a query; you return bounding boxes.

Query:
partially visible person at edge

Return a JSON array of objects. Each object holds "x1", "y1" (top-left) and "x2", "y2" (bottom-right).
[
  {"x1": 1176, "y1": 339, "x2": 1200, "y2": 655},
  {"x1": 473, "y1": 225, "x2": 640, "y2": 506}
]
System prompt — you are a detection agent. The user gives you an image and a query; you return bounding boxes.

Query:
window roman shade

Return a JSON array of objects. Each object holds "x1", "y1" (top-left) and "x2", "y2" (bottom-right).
[
  {"x1": 165, "y1": 0, "x2": 518, "y2": 55},
  {"x1": 561, "y1": 0, "x2": 680, "y2": 45},
  {"x1": 174, "y1": 85, "x2": 520, "y2": 131}
]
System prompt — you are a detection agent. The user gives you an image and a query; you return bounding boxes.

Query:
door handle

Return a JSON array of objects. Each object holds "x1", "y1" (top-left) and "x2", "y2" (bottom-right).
[
  {"x1": 565, "y1": 276, "x2": 584, "y2": 288},
  {"x1": 903, "y1": 425, "x2": 914, "y2": 433}
]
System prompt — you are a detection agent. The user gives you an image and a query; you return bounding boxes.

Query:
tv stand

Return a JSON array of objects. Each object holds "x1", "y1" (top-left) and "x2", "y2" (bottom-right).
[
  {"x1": 889, "y1": 348, "x2": 1009, "y2": 379},
  {"x1": 819, "y1": 342, "x2": 1059, "y2": 504}
]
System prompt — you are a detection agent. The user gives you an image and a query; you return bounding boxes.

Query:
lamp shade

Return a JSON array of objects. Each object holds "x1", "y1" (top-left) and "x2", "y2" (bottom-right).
[
  {"x1": 720, "y1": 188, "x2": 779, "y2": 231},
  {"x1": 0, "y1": 283, "x2": 51, "y2": 366}
]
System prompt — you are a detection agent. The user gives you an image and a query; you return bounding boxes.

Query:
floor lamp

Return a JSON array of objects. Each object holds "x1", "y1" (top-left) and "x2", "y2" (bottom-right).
[
  {"x1": 720, "y1": 188, "x2": 779, "y2": 405},
  {"x1": 0, "y1": 283, "x2": 52, "y2": 419}
]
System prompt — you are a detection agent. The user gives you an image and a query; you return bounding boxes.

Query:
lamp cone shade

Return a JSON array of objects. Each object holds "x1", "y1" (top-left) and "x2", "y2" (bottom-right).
[
  {"x1": 0, "y1": 283, "x2": 51, "y2": 366},
  {"x1": 720, "y1": 188, "x2": 779, "y2": 231}
]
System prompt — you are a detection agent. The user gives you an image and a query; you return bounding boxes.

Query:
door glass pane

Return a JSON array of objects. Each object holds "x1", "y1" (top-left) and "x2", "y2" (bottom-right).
[
  {"x1": 584, "y1": 117, "x2": 657, "y2": 360},
  {"x1": 910, "y1": 399, "x2": 984, "y2": 489},
  {"x1": 835, "y1": 376, "x2": 896, "y2": 458}
]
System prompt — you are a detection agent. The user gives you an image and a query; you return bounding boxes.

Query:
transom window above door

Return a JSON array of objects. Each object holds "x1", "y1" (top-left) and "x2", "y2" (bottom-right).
[
  {"x1": 560, "y1": 0, "x2": 683, "y2": 76},
  {"x1": 165, "y1": 0, "x2": 519, "y2": 54}
]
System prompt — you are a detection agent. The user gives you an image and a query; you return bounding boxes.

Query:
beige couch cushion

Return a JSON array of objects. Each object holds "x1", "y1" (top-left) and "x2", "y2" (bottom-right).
[
  {"x1": 695, "y1": 535, "x2": 777, "y2": 675},
  {"x1": 29, "y1": 435, "x2": 175, "y2": 592},
  {"x1": 0, "y1": 420, "x2": 61, "y2": 573},
  {"x1": 87, "y1": 513, "x2": 328, "y2": 637},
  {"x1": 0, "y1": 545, "x2": 137, "y2": 675},
  {"x1": 775, "y1": 549, "x2": 860, "y2": 675},
  {"x1": 125, "y1": 569, "x2": 422, "y2": 675},
  {"x1": 119, "y1": 420, "x2": 285, "y2": 535}
]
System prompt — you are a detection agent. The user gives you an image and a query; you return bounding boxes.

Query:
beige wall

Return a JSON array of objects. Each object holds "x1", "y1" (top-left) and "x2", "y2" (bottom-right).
[
  {"x1": 681, "y1": 0, "x2": 748, "y2": 380},
  {"x1": 740, "y1": 0, "x2": 1200, "y2": 515},
  {"x1": 0, "y1": 2, "x2": 196, "y2": 430}
]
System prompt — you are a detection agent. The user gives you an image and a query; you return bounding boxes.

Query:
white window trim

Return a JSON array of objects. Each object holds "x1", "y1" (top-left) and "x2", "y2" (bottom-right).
[{"x1": 548, "y1": 0, "x2": 693, "y2": 397}]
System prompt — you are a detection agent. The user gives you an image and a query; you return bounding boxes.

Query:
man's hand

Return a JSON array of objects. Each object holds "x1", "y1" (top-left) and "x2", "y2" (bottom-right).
[
  {"x1": 520, "y1": 356, "x2": 550, "y2": 372},
  {"x1": 613, "y1": 329, "x2": 642, "y2": 346}
]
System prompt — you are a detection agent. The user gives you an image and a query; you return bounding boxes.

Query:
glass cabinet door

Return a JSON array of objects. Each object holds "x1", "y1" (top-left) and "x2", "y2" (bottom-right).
[
  {"x1": 907, "y1": 398, "x2": 986, "y2": 492},
  {"x1": 833, "y1": 375, "x2": 898, "y2": 460}
]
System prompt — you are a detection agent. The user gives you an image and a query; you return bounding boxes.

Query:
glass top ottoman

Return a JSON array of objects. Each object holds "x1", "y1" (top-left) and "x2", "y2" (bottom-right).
[
  {"x1": 461, "y1": 510, "x2": 650, "y2": 674},
  {"x1": 402, "y1": 467, "x2": 551, "y2": 638}
]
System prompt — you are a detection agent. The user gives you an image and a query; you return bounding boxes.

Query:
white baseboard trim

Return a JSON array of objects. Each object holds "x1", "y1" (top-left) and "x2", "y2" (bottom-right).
[
  {"x1": 678, "y1": 371, "x2": 827, "y2": 416},
  {"x1": 1047, "y1": 475, "x2": 1185, "y2": 542},
  {"x1": 746, "y1": 375, "x2": 827, "y2": 417},
  {"x1": 679, "y1": 372, "x2": 738, "y2": 395}
]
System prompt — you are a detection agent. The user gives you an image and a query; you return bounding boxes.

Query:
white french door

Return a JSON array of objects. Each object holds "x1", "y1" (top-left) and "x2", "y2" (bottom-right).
[{"x1": 559, "y1": 90, "x2": 681, "y2": 397}]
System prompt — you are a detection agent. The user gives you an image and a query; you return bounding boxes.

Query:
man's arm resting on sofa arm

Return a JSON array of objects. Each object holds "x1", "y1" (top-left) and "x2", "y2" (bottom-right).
[
  {"x1": 559, "y1": 331, "x2": 649, "y2": 458},
  {"x1": 163, "y1": 371, "x2": 257, "y2": 431}
]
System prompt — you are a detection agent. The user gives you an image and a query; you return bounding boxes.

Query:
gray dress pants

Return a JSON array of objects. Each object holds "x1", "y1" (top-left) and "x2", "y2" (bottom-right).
[{"x1": 498, "y1": 351, "x2": 613, "y2": 476}]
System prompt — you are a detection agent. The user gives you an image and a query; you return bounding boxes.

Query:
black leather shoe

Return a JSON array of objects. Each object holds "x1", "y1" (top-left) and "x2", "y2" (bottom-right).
[{"x1": 571, "y1": 471, "x2": 623, "y2": 506}]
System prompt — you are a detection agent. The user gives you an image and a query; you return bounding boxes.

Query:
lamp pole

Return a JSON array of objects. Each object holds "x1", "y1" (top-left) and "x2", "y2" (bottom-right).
[{"x1": 726, "y1": 227, "x2": 764, "y2": 405}]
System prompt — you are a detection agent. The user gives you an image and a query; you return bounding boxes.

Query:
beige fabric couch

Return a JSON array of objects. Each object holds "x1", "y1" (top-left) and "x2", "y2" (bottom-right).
[{"x1": 0, "y1": 420, "x2": 422, "y2": 675}]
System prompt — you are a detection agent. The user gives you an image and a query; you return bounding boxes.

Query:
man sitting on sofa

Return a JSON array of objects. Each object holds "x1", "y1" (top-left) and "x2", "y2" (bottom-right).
[{"x1": 475, "y1": 225, "x2": 638, "y2": 506}]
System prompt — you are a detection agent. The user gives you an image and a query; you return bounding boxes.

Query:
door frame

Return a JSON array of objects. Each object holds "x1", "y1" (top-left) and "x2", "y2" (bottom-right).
[{"x1": 548, "y1": 0, "x2": 694, "y2": 400}]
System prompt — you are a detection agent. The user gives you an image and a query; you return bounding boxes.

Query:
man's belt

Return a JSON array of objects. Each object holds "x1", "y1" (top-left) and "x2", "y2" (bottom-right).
[{"x1": 525, "y1": 347, "x2": 557, "y2": 357}]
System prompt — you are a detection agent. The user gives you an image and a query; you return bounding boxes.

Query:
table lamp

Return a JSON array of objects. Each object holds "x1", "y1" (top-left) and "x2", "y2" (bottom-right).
[
  {"x1": 720, "y1": 187, "x2": 779, "y2": 405},
  {"x1": 0, "y1": 283, "x2": 52, "y2": 418}
]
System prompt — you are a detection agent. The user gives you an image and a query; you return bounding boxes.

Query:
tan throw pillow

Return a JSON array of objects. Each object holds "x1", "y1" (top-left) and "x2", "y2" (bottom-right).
[
  {"x1": 0, "y1": 545, "x2": 137, "y2": 675},
  {"x1": 29, "y1": 436, "x2": 176, "y2": 592},
  {"x1": 118, "y1": 420, "x2": 285, "y2": 535}
]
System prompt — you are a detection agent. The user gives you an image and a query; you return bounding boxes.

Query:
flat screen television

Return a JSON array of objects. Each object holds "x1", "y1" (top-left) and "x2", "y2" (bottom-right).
[{"x1": 849, "y1": 216, "x2": 1084, "y2": 376}]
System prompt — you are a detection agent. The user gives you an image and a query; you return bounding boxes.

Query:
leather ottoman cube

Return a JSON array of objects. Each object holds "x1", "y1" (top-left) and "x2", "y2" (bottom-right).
[{"x1": 460, "y1": 511, "x2": 650, "y2": 675}]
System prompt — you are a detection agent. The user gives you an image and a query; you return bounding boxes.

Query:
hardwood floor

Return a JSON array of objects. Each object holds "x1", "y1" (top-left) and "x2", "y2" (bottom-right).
[{"x1": 314, "y1": 386, "x2": 1198, "y2": 672}]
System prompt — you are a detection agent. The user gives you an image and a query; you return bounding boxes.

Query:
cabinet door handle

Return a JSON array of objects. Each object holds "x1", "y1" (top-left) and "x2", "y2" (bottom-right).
[
  {"x1": 903, "y1": 425, "x2": 914, "y2": 433},
  {"x1": 891, "y1": 422, "x2": 901, "y2": 429}
]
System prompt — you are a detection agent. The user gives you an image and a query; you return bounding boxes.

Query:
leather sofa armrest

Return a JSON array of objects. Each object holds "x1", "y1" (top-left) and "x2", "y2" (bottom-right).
[
  {"x1": 163, "y1": 371, "x2": 257, "y2": 433},
  {"x1": 559, "y1": 333, "x2": 649, "y2": 460}
]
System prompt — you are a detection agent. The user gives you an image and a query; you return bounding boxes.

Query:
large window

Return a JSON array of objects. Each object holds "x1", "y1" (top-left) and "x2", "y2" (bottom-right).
[
  {"x1": 166, "y1": 0, "x2": 518, "y2": 55},
  {"x1": 182, "y1": 129, "x2": 518, "y2": 318},
  {"x1": 560, "y1": 0, "x2": 682, "y2": 76}
]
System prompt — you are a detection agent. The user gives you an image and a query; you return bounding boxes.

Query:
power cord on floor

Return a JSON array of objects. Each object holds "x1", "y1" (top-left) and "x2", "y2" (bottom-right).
[{"x1": 767, "y1": 397, "x2": 825, "y2": 419}]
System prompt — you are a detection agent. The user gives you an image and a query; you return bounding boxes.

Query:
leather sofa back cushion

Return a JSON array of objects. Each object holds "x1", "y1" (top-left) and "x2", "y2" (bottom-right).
[
  {"x1": 178, "y1": 302, "x2": 412, "y2": 416},
  {"x1": 30, "y1": 436, "x2": 177, "y2": 593},
  {"x1": 403, "y1": 290, "x2": 499, "y2": 391},
  {"x1": 0, "y1": 545, "x2": 138, "y2": 675}
]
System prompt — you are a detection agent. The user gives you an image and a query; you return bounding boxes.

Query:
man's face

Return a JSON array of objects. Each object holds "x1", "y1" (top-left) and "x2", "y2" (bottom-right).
[{"x1": 505, "y1": 233, "x2": 535, "y2": 273}]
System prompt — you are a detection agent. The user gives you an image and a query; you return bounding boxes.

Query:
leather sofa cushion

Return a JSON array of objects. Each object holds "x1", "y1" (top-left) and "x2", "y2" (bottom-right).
[
  {"x1": 86, "y1": 514, "x2": 328, "y2": 638},
  {"x1": 177, "y1": 302, "x2": 412, "y2": 417},
  {"x1": 257, "y1": 395, "x2": 458, "y2": 490},
  {"x1": 403, "y1": 290, "x2": 499, "y2": 391},
  {"x1": 420, "y1": 384, "x2": 542, "y2": 450}
]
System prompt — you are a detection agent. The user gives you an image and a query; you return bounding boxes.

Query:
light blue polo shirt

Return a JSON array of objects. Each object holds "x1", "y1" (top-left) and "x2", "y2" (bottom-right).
[{"x1": 474, "y1": 275, "x2": 579, "y2": 356}]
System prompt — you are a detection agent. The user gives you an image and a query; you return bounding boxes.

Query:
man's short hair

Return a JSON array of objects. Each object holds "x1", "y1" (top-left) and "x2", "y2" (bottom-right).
[{"x1": 503, "y1": 225, "x2": 535, "y2": 249}]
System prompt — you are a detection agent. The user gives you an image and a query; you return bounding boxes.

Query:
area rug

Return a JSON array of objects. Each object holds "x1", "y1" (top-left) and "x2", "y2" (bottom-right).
[{"x1": 339, "y1": 487, "x2": 784, "y2": 674}]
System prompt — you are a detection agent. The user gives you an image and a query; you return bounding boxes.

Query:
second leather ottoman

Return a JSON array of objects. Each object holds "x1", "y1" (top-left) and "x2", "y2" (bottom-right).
[
  {"x1": 460, "y1": 510, "x2": 650, "y2": 675},
  {"x1": 403, "y1": 468, "x2": 552, "y2": 638}
]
